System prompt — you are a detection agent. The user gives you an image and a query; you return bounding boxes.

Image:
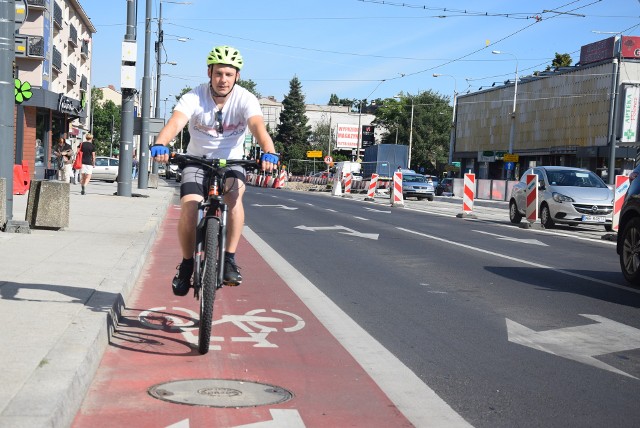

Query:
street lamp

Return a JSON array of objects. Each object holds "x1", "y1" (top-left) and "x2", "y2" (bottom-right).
[
  {"x1": 433, "y1": 73, "x2": 458, "y2": 166},
  {"x1": 394, "y1": 95, "x2": 414, "y2": 170},
  {"x1": 492, "y1": 50, "x2": 519, "y2": 179}
]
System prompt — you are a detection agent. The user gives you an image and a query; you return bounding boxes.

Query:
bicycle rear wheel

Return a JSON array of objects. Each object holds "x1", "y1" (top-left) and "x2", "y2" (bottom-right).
[{"x1": 198, "y1": 217, "x2": 220, "y2": 354}]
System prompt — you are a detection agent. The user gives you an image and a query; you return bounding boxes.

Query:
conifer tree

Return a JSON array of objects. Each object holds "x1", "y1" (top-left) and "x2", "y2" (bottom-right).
[{"x1": 276, "y1": 76, "x2": 312, "y2": 166}]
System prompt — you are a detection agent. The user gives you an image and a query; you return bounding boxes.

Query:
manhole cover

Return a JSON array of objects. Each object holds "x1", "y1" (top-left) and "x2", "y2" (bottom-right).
[{"x1": 148, "y1": 379, "x2": 293, "y2": 408}]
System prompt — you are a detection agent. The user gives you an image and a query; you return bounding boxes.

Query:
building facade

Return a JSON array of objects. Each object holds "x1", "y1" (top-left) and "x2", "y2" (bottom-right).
[
  {"x1": 14, "y1": 0, "x2": 95, "y2": 179},
  {"x1": 454, "y1": 36, "x2": 640, "y2": 182}
]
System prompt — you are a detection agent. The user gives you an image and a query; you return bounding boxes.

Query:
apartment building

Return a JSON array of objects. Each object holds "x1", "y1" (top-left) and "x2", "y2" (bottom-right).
[{"x1": 14, "y1": 0, "x2": 95, "y2": 179}]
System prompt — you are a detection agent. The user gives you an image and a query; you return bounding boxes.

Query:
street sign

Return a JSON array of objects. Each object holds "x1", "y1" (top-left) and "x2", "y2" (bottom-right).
[
  {"x1": 324, "y1": 155, "x2": 333, "y2": 164},
  {"x1": 505, "y1": 162, "x2": 514, "y2": 170},
  {"x1": 503, "y1": 154, "x2": 519, "y2": 162},
  {"x1": 306, "y1": 150, "x2": 323, "y2": 158}
]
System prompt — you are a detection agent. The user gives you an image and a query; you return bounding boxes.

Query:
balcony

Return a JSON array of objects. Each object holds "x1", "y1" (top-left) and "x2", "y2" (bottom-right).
[
  {"x1": 53, "y1": 2, "x2": 62, "y2": 29},
  {"x1": 80, "y1": 40, "x2": 89, "y2": 59},
  {"x1": 68, "y1": 64, "x2": 77, "y2": 84},
  {"x1": 80, "y1": 75, "x2": 88, "y2": 91},
  {"x1": 69, "y1": 25, "x2": 78, "y2": 47},
  {"x1": 52, "y1": 46, "x2": 61, "y2": 72},
  {"x1": 26, "y1": 0, "x2": 47, "y2": 10},
  {"x1": 28, "y1": 35, "x2": 45, "y2": 58}
]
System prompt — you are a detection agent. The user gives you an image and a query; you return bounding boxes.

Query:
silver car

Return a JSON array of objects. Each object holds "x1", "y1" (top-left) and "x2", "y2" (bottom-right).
[
  {"x1": 92, "y1": 156, "x2": 119, "y2": 183},
  {"x1": 402, "y1": 171, "x2": 435, "y2": 201},
  {"x1": 509, "y1": 166, "x2": 614, "y2": 231}
]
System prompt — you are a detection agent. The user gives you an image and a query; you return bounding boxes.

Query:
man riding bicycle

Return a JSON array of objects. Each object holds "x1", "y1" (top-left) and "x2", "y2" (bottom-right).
[{"x1": 151, "y1": 45, "x2": 278, "y2": 296}]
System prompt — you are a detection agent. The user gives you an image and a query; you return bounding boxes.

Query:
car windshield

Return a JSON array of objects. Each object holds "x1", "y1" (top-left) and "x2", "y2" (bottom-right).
[
  {"x1": 545, "y1": 169, "x2": 607, "y2": 188},
  {"x1": 404, "y1": 175, "x2": 425, "y2": 183}
]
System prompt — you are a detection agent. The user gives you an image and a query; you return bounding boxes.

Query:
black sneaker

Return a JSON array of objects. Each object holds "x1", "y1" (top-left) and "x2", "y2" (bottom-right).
[
  {"x1": 223, "y1": 258, "x2": 242, "y2": 286},
  {"x1": 172, "y1": 260, "x2": 193, "y2": 296}
]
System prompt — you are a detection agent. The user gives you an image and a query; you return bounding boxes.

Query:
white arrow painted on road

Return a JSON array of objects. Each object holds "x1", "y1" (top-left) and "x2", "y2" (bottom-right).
[
  {"x1": 252, "y1": 204, "x2": 298, "y2": 210},
  {"x1": 166, "y1": 410, "x2": 305, "y2": 428},
  {"x1": 506, "y1": 314, "x2": 640, "y2": 379},
  {"x1": 232, "y1": 409, "x2": 306, "y2": 427},
  {"x1": 295, "y1": 225, "x2": 379, "y2": 240},
  {"x1": 473, "y1": 230, "x2": 548, "y2": 246}
]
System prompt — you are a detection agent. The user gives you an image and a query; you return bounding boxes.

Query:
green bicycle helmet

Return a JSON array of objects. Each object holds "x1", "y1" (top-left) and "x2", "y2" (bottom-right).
[{"x1": 206, "y1": 45, "x2": 244, "y2": 70}]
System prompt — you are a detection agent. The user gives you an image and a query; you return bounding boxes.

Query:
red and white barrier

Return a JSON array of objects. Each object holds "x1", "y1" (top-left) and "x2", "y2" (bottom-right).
[
  {"x1": 613, "y1": 175, "x2": 630, "y2": 232},
  {"x1": 365, "y1": 173, "x2": 378, "y2": 201},
  {"x1": 392, "y1": 171, "x2": 404, "y2": 206},
  {"x1": 462, "y1": 173, "x2": 475, "y2": 213},
  {"x1": 525, "y1": 174, "x2": 538, "y2": 223},
  {"x1": 276, "y1": 169, "x2": 287, "y2": 189},
  {"x1": 343, "y1": 172, "x2": 353, "y2": 195}
]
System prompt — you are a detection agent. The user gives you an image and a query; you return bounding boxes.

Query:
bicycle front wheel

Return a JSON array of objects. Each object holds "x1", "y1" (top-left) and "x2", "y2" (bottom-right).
[{"x1": 198, "y1": 217, "x2": 220, "y2": 355}]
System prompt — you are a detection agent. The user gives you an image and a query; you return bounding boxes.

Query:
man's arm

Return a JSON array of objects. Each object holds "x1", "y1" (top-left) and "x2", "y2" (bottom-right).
[
  {"x1": 152, "y1": 110, "x2": 189, "y2": 163},
  {"x1": 247, "y1": 115, "x2": 277, "y2": 171}
]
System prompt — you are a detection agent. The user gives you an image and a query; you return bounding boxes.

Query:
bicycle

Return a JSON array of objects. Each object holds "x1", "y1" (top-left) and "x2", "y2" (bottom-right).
[{"x1": 170, "y1": 153, "x2": 259, "y2": 354}]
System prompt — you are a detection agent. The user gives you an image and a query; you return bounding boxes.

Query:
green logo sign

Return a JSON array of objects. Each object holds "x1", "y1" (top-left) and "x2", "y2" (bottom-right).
[{"x1": 14, "y1": 79, "x2": 32, "y2": 104}]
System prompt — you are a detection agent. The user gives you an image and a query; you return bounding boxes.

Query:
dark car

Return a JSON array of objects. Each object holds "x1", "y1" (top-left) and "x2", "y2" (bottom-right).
[
  {"x1": 617, "y1": 168, "x2": 640, "y2": 285},
  {"x1": 436, "y1": 178, "x2": 454, "y2": 196}
]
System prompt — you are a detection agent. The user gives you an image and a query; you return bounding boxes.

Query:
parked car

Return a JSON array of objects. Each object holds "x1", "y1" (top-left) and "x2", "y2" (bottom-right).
[
  {"x1": 436, "y1": 178, "x2": 454, "y2": 196},
  {"x1": 509, "y1": 166, "x2": 614, "y2": 231},
  {"x1": 617, "y1": 166, "x2": 640, "y2": 284},
  {"x1": 401, "y1": 170, "x2": 434, "y2": 201},
  {"x1": 92, "y1": 156, "x2": 119, "y2": 183}
]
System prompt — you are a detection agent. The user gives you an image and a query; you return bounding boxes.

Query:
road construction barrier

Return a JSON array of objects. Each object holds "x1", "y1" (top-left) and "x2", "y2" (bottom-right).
[
  {"x1": 331, "y1": 177, "x2": 342, "y2": 196},
  {"x1": 392, "y1": 171, "x2": 404, "y2": 207},
  {"x1": 462, "y1": 173, "x2": 475, "y2": 213},
  {"x1": 613, "y1": 175, "x2": 630, "y2": 231},
  {"x1": 276, "y1": 169, "x2": 287, "y2": 189},
  {"x1": 525, "y1": 174, "x2": 538, "y2": 223},
  {"x1": 343, "y1": 173, "x2": 353, "y2": 195},
  {"x1": 365, "y1": 174, "x2": 378, "y2": 201}
]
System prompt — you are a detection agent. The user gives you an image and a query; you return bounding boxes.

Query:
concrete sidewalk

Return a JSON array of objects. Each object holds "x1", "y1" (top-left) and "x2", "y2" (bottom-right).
[{"x1": 0, "y1": 179, "x2": 177, "y2": 428}]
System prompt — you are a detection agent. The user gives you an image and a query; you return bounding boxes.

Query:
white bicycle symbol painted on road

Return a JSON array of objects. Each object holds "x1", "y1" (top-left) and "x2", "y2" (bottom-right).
[{"x1": 139, "y1": 308, "x2": 305, "y2": 351}]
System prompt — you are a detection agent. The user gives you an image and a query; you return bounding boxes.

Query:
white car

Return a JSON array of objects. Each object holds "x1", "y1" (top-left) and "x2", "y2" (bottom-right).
[
  {"x1": 92, "y1": 156, "x2": 119, "y2": 183},
  {"x1": 509, "y1": 166, "x2": 614, "y2": 231}
]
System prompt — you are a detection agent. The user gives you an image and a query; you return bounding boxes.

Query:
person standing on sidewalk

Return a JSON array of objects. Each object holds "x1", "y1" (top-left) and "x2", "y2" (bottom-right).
[
  {"x1": 53, "y1": 137, "x2": 73, "y2": 183},
  {"x1": 150, "y1": 45, "x2": 278, "y2": 296},
  {"x1": 79, "y1": 133, "x2": 96, "y2": 195}
]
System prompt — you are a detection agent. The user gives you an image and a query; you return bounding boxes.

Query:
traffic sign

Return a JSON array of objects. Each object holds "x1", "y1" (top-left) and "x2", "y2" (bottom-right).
[
  {"x1": 307, "y1": 150, "x2": 323, "y2": 158},
  {"x1": 503, "y1": 154, "x2": 519, "y2": 162},
  {"x1": 324, "y1": 155, "x2": 333, "y2": 164}
]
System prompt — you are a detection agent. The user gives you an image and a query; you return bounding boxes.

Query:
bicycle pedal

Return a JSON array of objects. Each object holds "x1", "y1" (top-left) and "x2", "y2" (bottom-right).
[{"x1": 223, "y1": 280, "x2": 241, "y2": 287}]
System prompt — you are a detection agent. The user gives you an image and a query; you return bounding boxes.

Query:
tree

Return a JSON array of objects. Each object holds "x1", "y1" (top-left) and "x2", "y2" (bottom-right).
[
  {"x1": 275, "y1": 76, "x2": 312, "y2": 170},
  {"x1": 373, "y1": 90, "x2": 451, "y2": 174},
  {"x1": 173, "y1": 86, "x2": 192, "y2": 152},
  {"x1": 91, "y1": 87, "x2": 121, "y2": 156},
  {"x1": 237, "y1": 78, "x2": 261, "y2": 99},
  {"x1": 546, "y1": 52, "x2": 572, "y2": 71}
]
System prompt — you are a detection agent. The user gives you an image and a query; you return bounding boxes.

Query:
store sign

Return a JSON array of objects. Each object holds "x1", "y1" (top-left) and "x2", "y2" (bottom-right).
[
  {"x1": 621, "y1": 86, "x2": 640, "y2": 143},
  {"x1": 478, "y1": 150, "x2": 495, "y2": 162},
  {"x1": 335, "y1": 123, "x2": 359, "y2": 149},
  {"x1": 58, "y1": 94, "x2": 83, "y2": 115}
]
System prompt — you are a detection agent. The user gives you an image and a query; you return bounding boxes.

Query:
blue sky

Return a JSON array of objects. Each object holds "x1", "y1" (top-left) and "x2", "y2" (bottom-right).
[{"x1": 82, "y1": 0, "x2": 640, "y2": 117}]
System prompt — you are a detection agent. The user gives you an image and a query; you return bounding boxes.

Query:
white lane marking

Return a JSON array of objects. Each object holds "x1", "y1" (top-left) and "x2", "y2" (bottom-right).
[
  {"x1": 244, "y1": 227, "x2": 471, "y2": 428},
  {"x1": 295, "y1": 225, "x2": 379, "y2": 240},
  {"x1": 252, "y1": 204, "x2": 298, "y2": 210},
  {"x1": 363, "y1": 207, "x2": 392, "y2": 213},
  {"x1": 507, "y1": 314, "x2": 640, "y2": 379},
  {"x1": 232, "y1": 409, "x2": 306, "y2": 428},
  {"x1": 397, "y1": 227, "x2": 635, "y2": 292},
  {"x1": 472, "y1": 229, "x2": 548, "y2": 246},
  {"x1": 354, "y1": 216, "x2": 369, "y2": 221}
]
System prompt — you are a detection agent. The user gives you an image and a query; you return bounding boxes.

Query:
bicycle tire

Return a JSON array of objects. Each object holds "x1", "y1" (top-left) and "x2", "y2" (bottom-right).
[{"x1": 198, "y1": 217, "x2": 220, "y2": 354}]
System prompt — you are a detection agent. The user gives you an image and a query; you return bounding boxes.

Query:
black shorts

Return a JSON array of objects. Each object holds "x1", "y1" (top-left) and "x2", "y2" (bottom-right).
[{"x1": 180, "y1": 164, "x2": 246, "y2": 199}]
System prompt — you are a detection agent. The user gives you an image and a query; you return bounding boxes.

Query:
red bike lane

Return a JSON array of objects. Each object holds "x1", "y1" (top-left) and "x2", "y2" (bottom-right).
[{"x1": 72, "y1": 203, "x2": 413, "y2": 428}]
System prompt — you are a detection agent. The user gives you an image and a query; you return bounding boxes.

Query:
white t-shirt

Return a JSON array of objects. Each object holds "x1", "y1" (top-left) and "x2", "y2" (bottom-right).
[{"x1": 175, "y1": 83, "x2": 263, "y2": 159}]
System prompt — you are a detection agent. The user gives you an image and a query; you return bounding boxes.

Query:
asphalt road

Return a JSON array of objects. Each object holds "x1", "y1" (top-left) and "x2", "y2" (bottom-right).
[{"x1": 244, "y1": 188, "x2": 640, "y2": 428}]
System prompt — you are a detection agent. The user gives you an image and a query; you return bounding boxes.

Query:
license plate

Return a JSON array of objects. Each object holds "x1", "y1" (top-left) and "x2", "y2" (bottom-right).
[{"x1": 582, "y1": 215, "x2": 606, "y2": 222}]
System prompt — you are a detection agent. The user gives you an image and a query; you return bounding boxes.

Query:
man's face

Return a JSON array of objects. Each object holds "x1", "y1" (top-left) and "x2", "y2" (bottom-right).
[{"x1": 208, "y1": 64, "x2": 239, "y2": 97}]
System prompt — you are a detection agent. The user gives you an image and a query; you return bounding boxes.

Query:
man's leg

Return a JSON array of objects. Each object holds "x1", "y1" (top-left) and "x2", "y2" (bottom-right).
[
  {"x1": 222, "y1": 178, "x2": 245, "y2": 285},
  {"x1": 178, "y1": 196, "x2": 201, "y2": 259}
]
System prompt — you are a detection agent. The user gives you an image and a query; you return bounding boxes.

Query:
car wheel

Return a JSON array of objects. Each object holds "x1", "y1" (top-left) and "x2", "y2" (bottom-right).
[
  {"x1": 540, "y1": 204, "x2": 555, "y2": 229},
  {"x1": 509, "y1": 200, "x2": 522, "y2": 224},
  {"x1": 427, "y1": 196, "x2": 434, "y2": 201},
  {"x1": 604, "y1": 224, "x2": 613, "y2": 232},
  {"x1": 620, "y1": 217, "x2": 640, "y2": 285}
]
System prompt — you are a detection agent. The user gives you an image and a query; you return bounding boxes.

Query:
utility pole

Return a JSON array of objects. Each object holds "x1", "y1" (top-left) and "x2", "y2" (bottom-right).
[
  {"x1": 0, "y1": 0, "x2": 16, "y2": 227},
  {"x1": 151, "y1": 1, "x2": 164, "y2": 176},
  {"x1": 117, "y1": 0, "x2": 137, "y2": 197},
  {"x1": 138, "y1": 0, "x2": 152, "y2": 188}
]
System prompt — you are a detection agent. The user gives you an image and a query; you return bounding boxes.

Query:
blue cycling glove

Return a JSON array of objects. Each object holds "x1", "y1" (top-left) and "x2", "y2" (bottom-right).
[
  {"x1": 260, "y1": 152, "x2": 279, "y2": 164},
  {"x1": 150, "y1": 144, "x2": 169, "y2": 157}
]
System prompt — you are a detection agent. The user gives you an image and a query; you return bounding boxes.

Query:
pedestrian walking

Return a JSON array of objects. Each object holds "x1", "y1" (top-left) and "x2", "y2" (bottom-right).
[
  {"x1": 79, "y1": 133, "x2": 96, "y2": 195},
  {"x1": 53, "y1": 137, "x2": 73, "y2": 183}
]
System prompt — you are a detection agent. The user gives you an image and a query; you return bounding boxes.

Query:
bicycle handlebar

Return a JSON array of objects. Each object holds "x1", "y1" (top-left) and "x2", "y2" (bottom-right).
[{"x1": 170, "y1": 153, "x2": 260, "y2": 171}]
